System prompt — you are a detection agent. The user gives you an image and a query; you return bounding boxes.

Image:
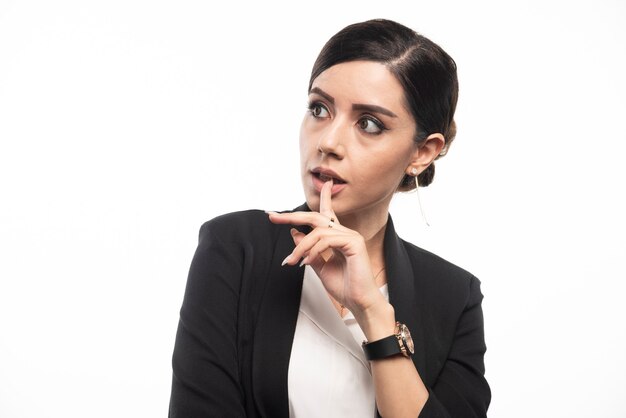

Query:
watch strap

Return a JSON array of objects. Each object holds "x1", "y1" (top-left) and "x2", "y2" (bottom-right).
[{"x1": 362, "y1": 334, "x2": 402, "y2": 360}]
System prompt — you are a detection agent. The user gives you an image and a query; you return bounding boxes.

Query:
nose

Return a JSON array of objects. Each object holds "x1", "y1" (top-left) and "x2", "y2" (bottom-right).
[{"x1": 316, "y1": 118, "x2": 346, "y2": 159}]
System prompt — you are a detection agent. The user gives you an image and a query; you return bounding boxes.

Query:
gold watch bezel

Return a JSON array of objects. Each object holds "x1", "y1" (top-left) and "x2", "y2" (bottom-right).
[{"x1": 395, "y1": 322, "x2": 415, "y2": 357}]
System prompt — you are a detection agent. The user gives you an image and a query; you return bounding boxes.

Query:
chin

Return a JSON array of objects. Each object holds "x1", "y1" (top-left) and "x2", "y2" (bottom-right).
[{"x1": 302, "y1": 192, "x2": 318, "y2": 211}]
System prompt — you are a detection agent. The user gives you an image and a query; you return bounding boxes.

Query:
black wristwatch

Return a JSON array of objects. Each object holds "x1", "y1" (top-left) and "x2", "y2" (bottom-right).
[{"x1": 362, "y1": 322, "x2": 414, "y2": 361}]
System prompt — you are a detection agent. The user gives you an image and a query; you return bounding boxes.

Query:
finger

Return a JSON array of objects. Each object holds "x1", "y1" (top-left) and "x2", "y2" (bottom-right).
[
  {"x1": 284, "y1": 228, "x2": 326, "y2": 265},
  {"x1": 319, "y1": 180, "x2": 337, "y2": 221},
  {"x1": 268, "y1": 211, "x2": 336, "y2": 229},
  {"x1": 296, "y1": 237, "x2": 333, "y2": 264},
  {"x1": 301, "y1": 234, "x2": 351, "y2": 266},
  {"x1": 282, "y1": 227, "x2": 349, "y2": 266},
  {"x1": 302, "y1": 248, "x2": 333, "y2": 263},
  {"x1": 290, "y1": 228, "x2": 314, "y2": 264},
  {"x1": 290, "y1": 228, "x2": 306, "y2": 246}
]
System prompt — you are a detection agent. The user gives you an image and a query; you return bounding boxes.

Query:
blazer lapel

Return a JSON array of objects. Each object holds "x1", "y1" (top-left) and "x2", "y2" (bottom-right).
[
  {"x1": 383, "y1": 216, "x2": 428, "y2": 382},
  {"x1": 252, "y1": 204, "x2": 309, "y2": 418}
]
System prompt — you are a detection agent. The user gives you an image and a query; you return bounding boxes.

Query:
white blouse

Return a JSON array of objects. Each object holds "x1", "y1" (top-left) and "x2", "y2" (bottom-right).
[{"x1": 288, "y1": 266, "x2": 389, "y2": 418}]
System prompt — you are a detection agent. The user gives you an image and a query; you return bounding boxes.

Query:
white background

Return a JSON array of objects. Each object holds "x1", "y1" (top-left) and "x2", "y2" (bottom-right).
[{"x1": 1, "y1": 0, "x2": 625, "y2": 417}]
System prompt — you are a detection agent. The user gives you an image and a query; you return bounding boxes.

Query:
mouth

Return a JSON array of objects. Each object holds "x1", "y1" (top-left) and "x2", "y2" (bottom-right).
[{"x1": 311, "y1": 167, "x2": 347, "y2": 184}]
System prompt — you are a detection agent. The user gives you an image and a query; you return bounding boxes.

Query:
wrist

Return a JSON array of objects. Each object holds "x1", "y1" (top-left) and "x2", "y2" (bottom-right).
[{"x1": 353, "y1": 298, "x2": 396, "y2": 341}]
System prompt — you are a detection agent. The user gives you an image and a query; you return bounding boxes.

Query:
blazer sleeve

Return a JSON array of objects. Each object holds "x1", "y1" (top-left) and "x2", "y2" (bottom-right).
[
  {"x1": 169, "y1": 221, "x2": 247, "y2": 418},
  {"x1": 419, "y1": 275, "x2": 491, "y2": 418}
]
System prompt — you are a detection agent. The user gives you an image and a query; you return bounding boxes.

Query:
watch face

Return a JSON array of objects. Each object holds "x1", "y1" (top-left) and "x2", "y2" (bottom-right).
[{"x1": 400, "y1": 324, "x2": 415, "y2": 354}]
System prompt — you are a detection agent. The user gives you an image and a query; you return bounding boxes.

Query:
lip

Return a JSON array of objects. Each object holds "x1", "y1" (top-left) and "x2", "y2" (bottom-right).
[
  {"x1": 310, "y1": 167, "x2": 348, "y2": 195},
  {"x1": 311, "y1": 167, "x2": 347, "y2": 183}
]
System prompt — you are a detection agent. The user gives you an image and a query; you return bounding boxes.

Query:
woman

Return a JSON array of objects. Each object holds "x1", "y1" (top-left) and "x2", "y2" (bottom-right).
[{"x1": 169, "y1": 19, "x2": 490, "y2": 417}]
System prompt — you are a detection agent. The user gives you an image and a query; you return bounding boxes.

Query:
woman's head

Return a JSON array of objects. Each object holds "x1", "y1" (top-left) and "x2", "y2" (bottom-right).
[{"x1": 308, "y1": 19, "x2": 458, "y2": 189}]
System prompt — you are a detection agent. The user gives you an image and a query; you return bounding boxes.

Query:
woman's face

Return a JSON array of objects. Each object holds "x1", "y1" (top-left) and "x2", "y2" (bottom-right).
[{"x1": 300, "y1": 60, "x2": 418, "y2": 219}]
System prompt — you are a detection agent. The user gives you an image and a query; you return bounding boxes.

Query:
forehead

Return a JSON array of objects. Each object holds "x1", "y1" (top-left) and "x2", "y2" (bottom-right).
[{"x1": 310, "y1": 61, "x2": 407, "y2": 111}]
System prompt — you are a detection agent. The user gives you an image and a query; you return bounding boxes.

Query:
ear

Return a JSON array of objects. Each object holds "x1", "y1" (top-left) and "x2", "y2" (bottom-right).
[{"x1": 405, "y1": 133, "x2": 446, "y2": 175}]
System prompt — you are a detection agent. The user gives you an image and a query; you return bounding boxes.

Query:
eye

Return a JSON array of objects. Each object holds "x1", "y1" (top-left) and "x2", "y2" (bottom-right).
[
  {"x1": 357, "y1": 116, "x2": 386, "y2": 135},
  {"x1": 308, "y1": 102, "x2": 330, "y2": 118}
]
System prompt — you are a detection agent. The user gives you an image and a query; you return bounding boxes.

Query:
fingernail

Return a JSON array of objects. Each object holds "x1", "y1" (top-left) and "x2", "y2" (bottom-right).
[
  {"x1": 265, "y1": 210, "x2": 278, "y2": 215},
  {"x1": 281, "y1": 255, "x2": 291, "y2": 266},
  {"x1": 299, "y1": 257, "x2": 308, "y2": 267}
]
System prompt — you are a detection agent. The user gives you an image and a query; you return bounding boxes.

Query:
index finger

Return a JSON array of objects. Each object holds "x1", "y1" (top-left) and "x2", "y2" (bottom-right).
[
  {"x1": 267, "y1": 211, "x2": 329, "y2": 228},
  {"x1": 319, "y1": 179, "x2": 336, "y2": 220}
]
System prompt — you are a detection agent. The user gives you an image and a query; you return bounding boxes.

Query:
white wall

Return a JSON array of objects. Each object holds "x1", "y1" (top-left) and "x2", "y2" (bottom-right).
[{"x1": 1, "y1": 0, "x2": 624, "y2": 416}]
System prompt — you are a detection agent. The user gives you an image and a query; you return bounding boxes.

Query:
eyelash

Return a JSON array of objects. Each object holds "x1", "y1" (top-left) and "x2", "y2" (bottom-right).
[
  {"x1": 307, "y1": 101, "x2": 329, "y2": 118},
  {"x1": 358, "y1": 116, "x2": 387, "y2": 135},
  {"x1": 307, "y1": 101, "x2": 389, "y2": 135}
]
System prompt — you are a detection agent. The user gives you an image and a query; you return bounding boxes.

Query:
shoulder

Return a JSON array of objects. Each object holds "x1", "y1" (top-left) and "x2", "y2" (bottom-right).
[
  {"x1": 401, "y1": 239, "x2": 482, "y2": 304},
  {"x1": 200, "y1": 209, "x2": 270, "y2": 234},
  {"x1": 198, "y1": 204, "x2": 308, "y2": 239},
  {"x1": 197, "y1": 205, "x2": 307, "y2": 248},
  {"x1": 401, "y1": 239, "x2": 474, "y2": 281},
  {"x1": 196, "y1": 209, "x2": 278, "y2": 246}
]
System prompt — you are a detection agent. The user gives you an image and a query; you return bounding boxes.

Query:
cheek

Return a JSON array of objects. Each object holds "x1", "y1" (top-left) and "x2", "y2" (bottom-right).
[
  {"x1": 359, "y1": 146, "x2": 411, "y2": 186},
  {"x1": 298, "y1": 119, "x2": 309, "y2": 165},
  {"x1": 299, "y1": 125, "x2": 319, "y2": 183},
  {"x1": 299, "y1": 119, "x2": 319, "y2": 158}
]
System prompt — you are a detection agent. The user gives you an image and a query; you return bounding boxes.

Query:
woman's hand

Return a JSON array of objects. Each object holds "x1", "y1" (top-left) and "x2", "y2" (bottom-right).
[
  {"x1": 267, "y1": 180, "x2": 388, "y2": 318},
  {"x1": 269, "y1": 181, "x2": 430, "y2": 417}
]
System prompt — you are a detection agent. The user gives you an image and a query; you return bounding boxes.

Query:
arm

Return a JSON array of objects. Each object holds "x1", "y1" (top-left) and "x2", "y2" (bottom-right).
[
  {"x1": 169, "y1": 222, "x2": 246, "y2": 418},
  {"x1": 357, "y1": 301, "x2": 430, "y2": 417},
  {"x1": 418, "y1": 275, "x2": 490, "y2": 417},
  {"x1": 358, "y1": 275, "x2": 489, "y2": 417}
]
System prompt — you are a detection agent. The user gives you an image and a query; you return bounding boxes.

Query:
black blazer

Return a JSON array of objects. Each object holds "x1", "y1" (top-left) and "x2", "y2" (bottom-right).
[{"x1": 169, "y1": 205, "x2": 490, "y2": 417}]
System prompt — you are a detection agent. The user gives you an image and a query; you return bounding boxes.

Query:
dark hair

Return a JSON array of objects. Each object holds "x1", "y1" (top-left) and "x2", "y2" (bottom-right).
[{"x1": 309, "y1": 19, "x2": 458, "y2": 188}]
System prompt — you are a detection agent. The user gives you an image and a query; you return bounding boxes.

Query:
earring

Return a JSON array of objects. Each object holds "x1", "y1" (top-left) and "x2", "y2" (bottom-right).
[{"x1": 410, "y1": 168, "x2": 430, "y2": 227}]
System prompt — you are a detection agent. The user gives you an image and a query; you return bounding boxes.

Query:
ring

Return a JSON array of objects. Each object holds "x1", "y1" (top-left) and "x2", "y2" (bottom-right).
[{"x1": 328, "y1": 217, "x2": 335, "y2": 228}]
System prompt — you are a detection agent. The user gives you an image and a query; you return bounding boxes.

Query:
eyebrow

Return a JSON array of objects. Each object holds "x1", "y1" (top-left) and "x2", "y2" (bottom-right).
[
  {"x1": 309, "y1": 87, "x2": 334, "y2": 104},
  {"x1": 309, "y1": 87, "x2": 398, "y2": 118},
  {"x1": 352, "y1": 103, "x2": 397, "y2": 118}
]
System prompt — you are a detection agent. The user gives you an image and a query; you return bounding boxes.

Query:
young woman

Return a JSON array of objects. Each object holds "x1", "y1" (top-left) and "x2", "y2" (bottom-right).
[{"x1": 169, "y1": 19, "x2": 490, "y2": 417}]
